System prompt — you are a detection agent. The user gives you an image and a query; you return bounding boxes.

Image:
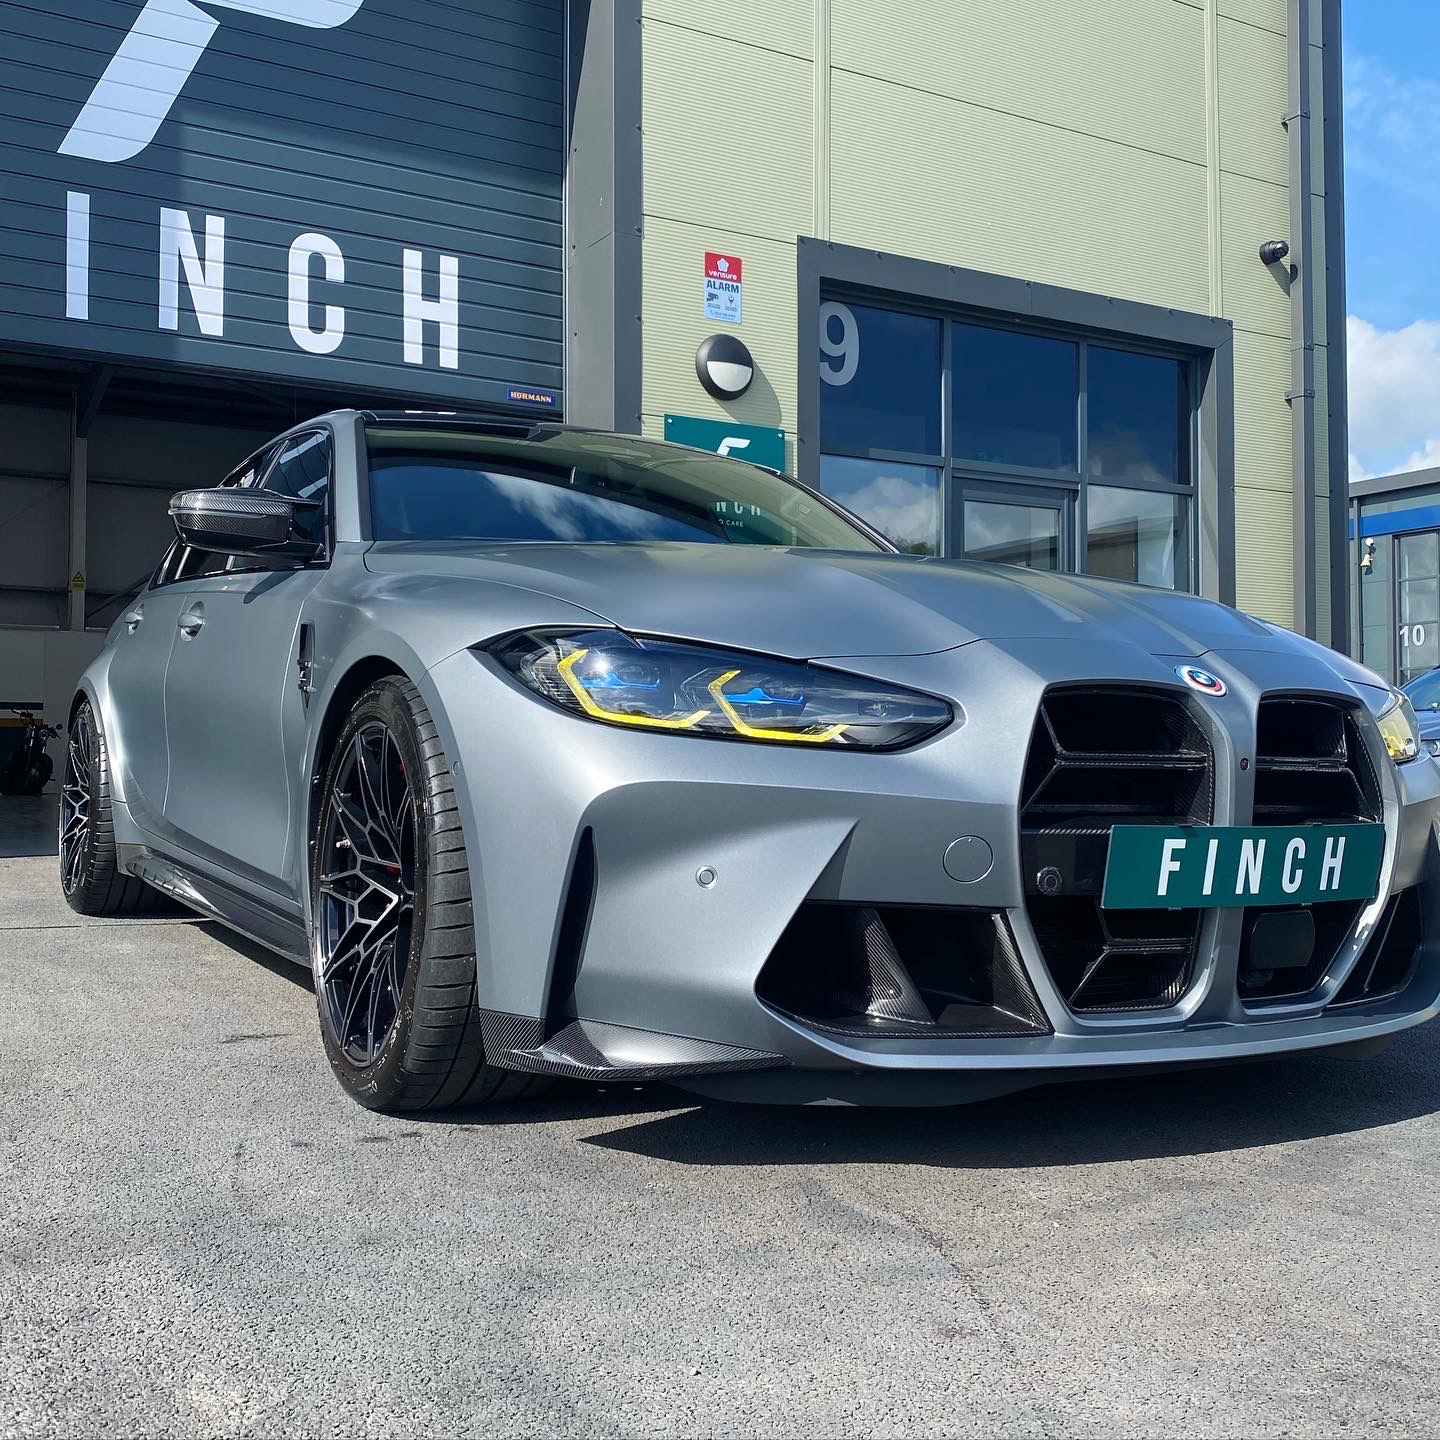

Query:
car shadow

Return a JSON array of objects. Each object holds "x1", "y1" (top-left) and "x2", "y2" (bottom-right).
[
  {"x1": 196, "y1": 921, "x2": 1440, "y2": 1169},
  {"x1": 198, "y1": 922, "x2": 315, "y2": 993},
  {"x1": 571, "y1": 1025, "x2": 1440, "y2": 1169}
]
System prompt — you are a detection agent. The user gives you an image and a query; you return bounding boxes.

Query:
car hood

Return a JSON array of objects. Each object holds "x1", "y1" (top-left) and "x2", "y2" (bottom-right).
[{"x1": 363, "y1": 541, "x2": 1361, "y2": 669}]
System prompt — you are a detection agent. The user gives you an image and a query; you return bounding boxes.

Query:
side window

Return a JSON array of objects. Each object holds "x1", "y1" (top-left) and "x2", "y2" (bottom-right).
[{"x1": 262, "y1": 430, "x2": 332, "y2": 551}]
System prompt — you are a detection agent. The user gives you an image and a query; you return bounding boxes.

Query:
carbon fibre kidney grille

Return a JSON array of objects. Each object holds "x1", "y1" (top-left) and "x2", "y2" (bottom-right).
[
  {"x1": 1238, "y1": 696, "x2": 1384, "y2": 1003},
  {"x1": 1020, "y1": 686, "x2": 1214, "y2": 1012}
]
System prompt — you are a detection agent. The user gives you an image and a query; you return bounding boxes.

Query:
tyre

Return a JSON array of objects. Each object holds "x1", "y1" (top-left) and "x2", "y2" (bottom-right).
[
  {"x1": 59, "y1": 699, "x2": 166, "y2": 916},
  {"x1": 311, "y1": 677, "x2": 547, "y2": 1111}
]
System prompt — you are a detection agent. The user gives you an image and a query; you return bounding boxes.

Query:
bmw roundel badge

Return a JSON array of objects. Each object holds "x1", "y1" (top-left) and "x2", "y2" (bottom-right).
[{"x1": 1175, "y1": 664, "x2": 1227, "y2": 697}]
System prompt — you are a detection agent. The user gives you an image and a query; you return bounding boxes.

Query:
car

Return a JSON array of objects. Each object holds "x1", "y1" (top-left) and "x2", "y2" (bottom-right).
[
  {"x1": 58, "y1": 411, "x2": 1440, "y2": 1110},
  {"x1": 1402, "y1": 668, "x2": 1440, "y2": 758}
]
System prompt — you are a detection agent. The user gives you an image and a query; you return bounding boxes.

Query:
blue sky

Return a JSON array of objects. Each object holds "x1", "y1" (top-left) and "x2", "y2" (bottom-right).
[{"x1": 1344, "y1": 3, "x2": 1440, "y2": 477}]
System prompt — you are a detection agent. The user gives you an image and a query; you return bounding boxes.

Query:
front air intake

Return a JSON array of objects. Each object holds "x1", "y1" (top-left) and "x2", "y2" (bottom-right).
[
  {"x1": 1019, "y1": 685, "x2": 1214, "y2": 1013},
  {"x1": 756, "y1": 903, "x2": 1051, "y2": 1039}
]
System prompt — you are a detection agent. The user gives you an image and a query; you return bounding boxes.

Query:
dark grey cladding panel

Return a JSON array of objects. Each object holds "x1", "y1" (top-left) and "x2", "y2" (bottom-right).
[{"x1": 0, "y1": 0, "x2": 564, "y2": 409}]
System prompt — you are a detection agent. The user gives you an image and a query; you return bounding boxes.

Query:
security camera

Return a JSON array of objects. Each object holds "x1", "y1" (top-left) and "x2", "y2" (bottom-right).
[
  {"x1": 1259, "y1": 240, "x2": 1291, "y2": 266},
  {"x1": 1360, "y1": 538, "x2": 1376, "y2": 575},
  {"x1": 61, "y1": 0, "x2": 367, "y2": 163}
]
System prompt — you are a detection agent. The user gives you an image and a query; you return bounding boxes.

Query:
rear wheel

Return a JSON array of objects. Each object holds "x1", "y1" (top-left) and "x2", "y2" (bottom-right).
[
  {"x1": 59, "y1": 700, "x2": 165, "y2": 916},
  {"x1": 312, "y1": 677, "x2": 546, "y2": 1111}
]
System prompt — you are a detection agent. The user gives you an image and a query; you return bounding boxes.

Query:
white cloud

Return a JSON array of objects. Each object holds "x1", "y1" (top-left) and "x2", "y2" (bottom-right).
[{"x1": 1347, "y1": 314, "x2": 1440, "y2": 480}]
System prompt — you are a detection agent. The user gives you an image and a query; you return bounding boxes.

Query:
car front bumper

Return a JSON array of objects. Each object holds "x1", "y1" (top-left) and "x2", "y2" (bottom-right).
[{"x1": 423, "y1": 636, "x2": 1440, "y2": 1104}]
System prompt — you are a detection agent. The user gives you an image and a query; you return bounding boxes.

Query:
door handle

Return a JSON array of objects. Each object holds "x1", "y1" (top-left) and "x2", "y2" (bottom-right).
[
  {"x1": 123, "y1": 605, "x2": 144, "y2": 634},
  {"x1": 178, "y1": 604, "x2": 205, "y2": 638}
]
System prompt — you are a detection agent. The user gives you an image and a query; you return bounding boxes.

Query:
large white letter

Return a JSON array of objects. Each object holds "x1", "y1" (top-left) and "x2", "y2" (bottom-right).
[
  {"x1": 1201, "y1": 836, "x2": 1220, "y2": 897},
  {"x1": 1320, "y1": 835, "x2": 1347, "y2": 892},
  {"x1": 1237, "y1": 837, "x2": 1267, "y2": 896},
  {"x1": 288, "y1": 232, "x2": 345, "y2": 355},
  {"x1": 1282, "y1": 837, "x2": 1306, "y2": 894},
  {"x1": 66, "y1": 191, "x2": 90, "y2": 320},
  {"x1": 159, "y1": 208, "x2": 224, "y2": 336},
  {"x1": 1157, "y1": 837, "x2": 1187, "y2": 898},
  {"x1": 403, "y1": 249, "x2": 459, "y2": 369}
]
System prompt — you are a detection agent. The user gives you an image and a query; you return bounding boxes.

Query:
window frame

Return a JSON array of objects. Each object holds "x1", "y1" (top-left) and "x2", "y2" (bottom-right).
[{"x1": 798, "y1": 238, "x2": 1234, "y2": 602}]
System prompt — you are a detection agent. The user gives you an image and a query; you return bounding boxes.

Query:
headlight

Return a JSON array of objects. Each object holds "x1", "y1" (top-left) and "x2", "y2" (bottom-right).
[
  {"x1": 1366, "y1": 686, "x2": 1421, "y2": 764},
  {"x1": 488, "y1": 629, "x2": 954, "y2": 750}
]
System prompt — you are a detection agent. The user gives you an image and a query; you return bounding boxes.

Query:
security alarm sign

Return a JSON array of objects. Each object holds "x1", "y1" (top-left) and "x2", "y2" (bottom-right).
[{"x1": 704, "y1": 251, "x2": 743, "y2": 324}]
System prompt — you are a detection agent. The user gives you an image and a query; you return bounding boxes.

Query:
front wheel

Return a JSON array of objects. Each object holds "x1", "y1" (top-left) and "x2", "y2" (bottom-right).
[{"x1": 311, "y1": 677, "x2": 547, "y2": 1111}]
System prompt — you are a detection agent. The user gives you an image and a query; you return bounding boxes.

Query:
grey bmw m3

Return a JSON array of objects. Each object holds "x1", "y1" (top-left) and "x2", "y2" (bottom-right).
[{"x1": 60, "y1": 411, "x2": 1440, "y2": 1110}]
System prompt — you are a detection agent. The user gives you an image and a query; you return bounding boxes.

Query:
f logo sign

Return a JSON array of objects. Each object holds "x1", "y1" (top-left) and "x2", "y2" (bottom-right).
[{"x1": 60, "y1": 0, "x2": 366, "y2": 163}]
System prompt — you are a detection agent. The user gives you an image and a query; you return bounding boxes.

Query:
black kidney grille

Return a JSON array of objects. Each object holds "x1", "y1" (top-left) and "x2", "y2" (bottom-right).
[
  {"x1": 1020, "y1": 686, "x2": 1215, "y2": 1013},
  {"x1": 1253, "y1": 697, "x2": 1382, "y2": 825}
]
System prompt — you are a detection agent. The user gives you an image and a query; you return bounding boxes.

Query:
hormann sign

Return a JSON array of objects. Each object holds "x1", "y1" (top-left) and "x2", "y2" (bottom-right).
[{"x1": 0, "y1": 0, "x2": 564, "y2": 408}]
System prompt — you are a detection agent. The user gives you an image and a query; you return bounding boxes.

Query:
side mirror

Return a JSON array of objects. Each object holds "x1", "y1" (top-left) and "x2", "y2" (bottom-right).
[{"x1": 169, "y1": 487, "x2": 321, "y2": 559}]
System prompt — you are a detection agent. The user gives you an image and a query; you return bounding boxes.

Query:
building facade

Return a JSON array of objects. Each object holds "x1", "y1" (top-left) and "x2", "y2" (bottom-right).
[
  {"x1": 1350, "y1": 466, "x2": 1440, "y2": 687},
  {"x1": 0, "y1": 0, "x2": 1350, "y2": 731}
]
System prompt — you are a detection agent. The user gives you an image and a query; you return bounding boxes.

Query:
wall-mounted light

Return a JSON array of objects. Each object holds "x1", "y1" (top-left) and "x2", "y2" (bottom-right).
[
  {"x1": 1259, "y1": 239, "x2": 1290, "y2": 266},
  {"x1": 695, "y1": 334, "x2": 754, "y2": 401}
]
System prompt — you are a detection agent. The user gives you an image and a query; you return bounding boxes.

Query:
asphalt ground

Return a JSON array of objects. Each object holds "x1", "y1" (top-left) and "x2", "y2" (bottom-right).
[{"x1": 3, "y1": 803, "x2": 1440, "y2": 1438}]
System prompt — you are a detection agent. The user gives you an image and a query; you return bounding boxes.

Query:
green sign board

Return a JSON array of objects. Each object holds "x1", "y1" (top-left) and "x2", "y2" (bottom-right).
[
  {"x1": 1102, "y1": 824, "x2": 1386, "y2": 910},
  {"x1": 663, "y1": 414, "x2": 786, "y2": 471}
]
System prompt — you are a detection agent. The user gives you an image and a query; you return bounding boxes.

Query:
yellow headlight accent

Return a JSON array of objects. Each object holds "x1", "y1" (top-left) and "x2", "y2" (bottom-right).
[
  {"x1": 555, "y1": 649, "x2": 709, "y2": 730},
  {"x1": 1377, "y1": 699, "x2": 1420, "y2": 763},
  {"x1": 707, "y1": 669, "x2": 849, "y2": 744}
]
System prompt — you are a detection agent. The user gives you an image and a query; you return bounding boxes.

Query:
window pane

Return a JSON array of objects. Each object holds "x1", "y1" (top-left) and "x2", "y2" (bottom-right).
[
  {"x1": 963, "y1": 500, "x2": 1060, "y2": 570},
  {"x1": 1086, "y1": 485, "x2": 1188, "y2": 589},
  {"x1": 1399, "y1": 530, "x2": 1439, "y2": 579},
  {"x1": 1088, "y1": 347, "x2": 1186, "y2": 484},
  {"x1": 263, "y1": 431, "x2": 331, "y2": 547},
  {"x1": 819, "y1": 302, "x2": 942, "y2": 455},
  {"x1": 952, "y1": 324, "x2": 1077, "y2": 472},
  {"x1": 820, "y1": 455, "x2": 940, "y2": 554}
]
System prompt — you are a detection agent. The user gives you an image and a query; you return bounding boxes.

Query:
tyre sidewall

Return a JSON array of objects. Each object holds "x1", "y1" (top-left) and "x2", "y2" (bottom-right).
[{"x1": 312, "y1": 680, "x2": 433, "y2": 1107}]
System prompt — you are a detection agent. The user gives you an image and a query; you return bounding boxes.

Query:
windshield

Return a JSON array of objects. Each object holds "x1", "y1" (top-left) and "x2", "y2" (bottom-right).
[
  {"x1": 1404, "y1": 668, "x2": 1440, "y2": 710},
  {"x1": 364, "y1": 427, "x2": 883, "y2": 550}
]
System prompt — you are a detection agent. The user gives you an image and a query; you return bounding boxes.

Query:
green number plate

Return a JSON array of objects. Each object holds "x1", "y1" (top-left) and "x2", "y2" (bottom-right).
[{"x1": 1101, "y1": 824, "x2": 1386, "y2": 910}]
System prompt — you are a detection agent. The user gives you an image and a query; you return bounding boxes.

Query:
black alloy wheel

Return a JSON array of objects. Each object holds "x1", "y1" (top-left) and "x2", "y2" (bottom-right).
[
  {"x1": 58, "y1": 698, "x2": 164, "y2": 917},
  {"x1": 315, "y1": 721, "x2": 418, "y2": 1067},
  {"x1": 311, "y1": 677, "x2": 547, "y2": 1111},
  {"x1": 59, "y1": 709, "x2": 94, "y2": 897}
]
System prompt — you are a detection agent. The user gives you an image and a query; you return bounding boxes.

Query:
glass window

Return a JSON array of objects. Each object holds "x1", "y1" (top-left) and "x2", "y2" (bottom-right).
[
  {"x1": 819, "y1": 302, "x2": 941, "y2": 455},
  {"x1": 1398, "y1": 531, "x2": 1440, "y2": 681},
  {"x1": 1087, "y1": 347, "x2": 1186, "y2": 485},
  {"x1": 365, "y1": 429, "x2": 882, "y2": 551},
  {"x1": 1403, "y1": 667, "x2": 1440, "y2": 711},
  {"x1": 963, "y1": 500, "x2": 1060, "y2": 570},
  {"x1": 262, "y1": 430, "x2": 331, "y2": 549},
  {"x1": 952, "y1": 324, "x2": 1077, "y2": 472},
  {"x1": 1086, "y1": 485, "x2": 1188, "y2": 590},
  {"x1": 1399, "y1": 530, "x2": 1439, "y2": 579},
  {"x1": 820, "y1": 456, "x2": 940, "y2": 555}
]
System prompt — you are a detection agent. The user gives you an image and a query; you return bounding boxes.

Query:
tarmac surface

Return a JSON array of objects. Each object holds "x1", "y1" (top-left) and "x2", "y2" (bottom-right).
[{"x1": 2, "y1": 797, "x2": 1439, "y2": 1438}]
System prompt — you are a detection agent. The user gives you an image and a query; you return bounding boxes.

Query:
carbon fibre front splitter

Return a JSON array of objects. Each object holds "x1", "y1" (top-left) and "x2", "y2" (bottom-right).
[{"x1": 479, "y1": 1010, "x2": 788, "y2": 1082}]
